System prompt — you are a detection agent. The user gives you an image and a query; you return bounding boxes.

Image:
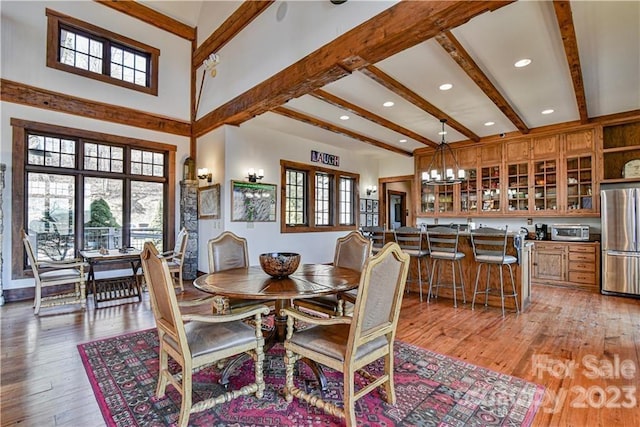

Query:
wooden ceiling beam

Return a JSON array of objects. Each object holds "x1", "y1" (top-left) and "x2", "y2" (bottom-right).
[
  {"x1": 311, "y1": 89, "x2": 438, "y2": 148},
  {"x1": 435, "y1": 31, "x2": 530, "y2": 134},
  {"x1": 553, "y1": 0, "x2": 589, "y2": 124},
  {"x1": 193, "y1": 1, "x2": 513, "y2": 138},
  {"x1": 272, "y1": 107, "x2": 413, "y2": 157},
  {"x1": 360, "y1": 65, "x2": 480, "y2": 142},
  {"x1": 95, "y1": 0, "x2": 196, "y2": 41},
  {"x1": 193, "y1": 1, "x2": 274, "y2": 69}
]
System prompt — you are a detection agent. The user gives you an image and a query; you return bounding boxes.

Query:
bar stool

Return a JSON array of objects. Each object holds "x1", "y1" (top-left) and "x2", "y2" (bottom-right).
[
  {"x1": 361, "y1": 226, "x2": 386, "y2": 254},
  {"x1": 470, "y1": 226, "x2": 520, "y2": 317},
  {"x1": 425, "y1": 226, "x2": 466, "y2": 307},
  {"x1": 394, "y1": 226, "x2": 429, "y2": 301}
]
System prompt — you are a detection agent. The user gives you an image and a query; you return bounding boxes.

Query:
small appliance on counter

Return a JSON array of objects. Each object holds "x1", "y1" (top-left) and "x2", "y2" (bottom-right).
[
  {"x1": 549, "y1": 224, "x2": 590, "y2": 241},
  {"x1": 535, "y1": 223, "x2": 548, "y2": 240}
]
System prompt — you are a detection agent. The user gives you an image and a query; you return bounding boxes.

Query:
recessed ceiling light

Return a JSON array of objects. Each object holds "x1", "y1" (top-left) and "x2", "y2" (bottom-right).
[
  {"x1": 399, "y1": 139, "x2": 407, "y2": 143},
  {"x1": 541, "y1": 109, "x2": 554, "y2": 115},
  {"x1": 339, "y1": 115, "x2": 350, "y2": 120},
  {"x1": 484, "y1": 121, "x2": 495, "y2": 126},
  {"x1": 383, "y1": 101, "x2": 394, "y2": 107},
  {"x1": 439, "y1": 83, "x2": 453, "y2": 91},
  {"x1": 514, "y1": 58, "x2": 532, "y2": 68}
]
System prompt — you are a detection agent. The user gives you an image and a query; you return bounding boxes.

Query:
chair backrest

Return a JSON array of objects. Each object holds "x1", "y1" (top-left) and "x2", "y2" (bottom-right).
[
  {"x1": 347, "y1": 242, "x2": 410, "y2": 357},
  {"x1": 470, "y1": 226, "x2": 509, "y2": 261},
  {"x1": 426, "y1": 225, "x2": 461, "y2": 255},
  {"x1": 21, "y1": 229, "x2": 41, "y2": 281},
  {"x1": 173, "y1": 227, "x2": 188, "y2": 263},
  {"x1": 393, "y1": 226, "x2": 427, "y2": 254},
  {"x1": 334, "y1": 231, "x2": 372, "y2": 273},
  {"x1": 141, "y1": 242, "x2": 190, "y2": 357},
  {"x1": 207, "y1": 231, "x2": 249, "y2": 273}
]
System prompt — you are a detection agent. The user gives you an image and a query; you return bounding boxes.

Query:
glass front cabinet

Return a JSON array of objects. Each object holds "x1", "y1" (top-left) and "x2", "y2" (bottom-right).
[{"x1": 414, "y1": 126, "x2": 600, "y2": 219}]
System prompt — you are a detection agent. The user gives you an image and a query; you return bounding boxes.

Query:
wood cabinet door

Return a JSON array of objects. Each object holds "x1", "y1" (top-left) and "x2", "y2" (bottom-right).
[
  {"x1": 505, "y1": 139, "x2": 531, "y2": 162},
  {"x1": 565, "y1": 129, "x2": 594, "y2": 155},
  {"x1": 532, "y1": 135, "x2": 560, "y2": 158},
  {"x1": 533, "y1": 245, "x2": 566, "y2": 282}
]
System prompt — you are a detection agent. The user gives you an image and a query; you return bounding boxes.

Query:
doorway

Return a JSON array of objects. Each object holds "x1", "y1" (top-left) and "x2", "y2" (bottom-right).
[
  {"x1": 379, "y1": 175, "x2": 413, "y2": 230},
  {"x1": 388, "y1": 190, "x2": 406, "y2": 230}
]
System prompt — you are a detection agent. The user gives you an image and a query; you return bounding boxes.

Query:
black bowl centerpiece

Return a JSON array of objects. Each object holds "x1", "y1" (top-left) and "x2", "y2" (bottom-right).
[{"x1": 259, "y1": 252, "x2": 300, "y2": 278}]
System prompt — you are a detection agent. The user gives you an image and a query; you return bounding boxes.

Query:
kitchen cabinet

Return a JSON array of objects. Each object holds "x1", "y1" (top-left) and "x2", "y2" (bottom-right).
[
  {"x1": 532, "y1": 241, "x2": 600, "y2": 291},
  {"x1": 532, "y1": 242, "x2": 566, "y2": 282},
  {"x1": 602, "y1": 121, "x2": 640, "y2": 183}
]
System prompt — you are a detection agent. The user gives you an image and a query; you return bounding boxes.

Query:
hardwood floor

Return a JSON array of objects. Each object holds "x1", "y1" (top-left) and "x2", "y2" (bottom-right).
[{"x1": 1, "y1": 284, "x2": 638, "y2": 426}]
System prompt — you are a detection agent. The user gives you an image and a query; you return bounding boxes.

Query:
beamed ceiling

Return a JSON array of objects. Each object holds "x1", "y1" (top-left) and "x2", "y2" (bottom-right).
[{"x1": 133, "y1": 0, "x2": 639, "y2": 158}]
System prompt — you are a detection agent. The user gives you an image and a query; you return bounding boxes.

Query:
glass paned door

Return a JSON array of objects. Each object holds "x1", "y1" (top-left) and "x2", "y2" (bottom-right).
[
  {"x1": 26, "y1": 173, "x2": 75, "y2": 261},
  {"x1": 130, "y1": 181, "x2": 164, "y2": 251},
  {"x1": 84, "y1": 177, "x2": 123, "y2": 250}
]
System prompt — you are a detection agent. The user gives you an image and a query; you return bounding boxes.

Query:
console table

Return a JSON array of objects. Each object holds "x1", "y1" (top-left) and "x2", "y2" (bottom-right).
[{"x1": 80, "y1": 249, "x2": 143, "y2": 307}]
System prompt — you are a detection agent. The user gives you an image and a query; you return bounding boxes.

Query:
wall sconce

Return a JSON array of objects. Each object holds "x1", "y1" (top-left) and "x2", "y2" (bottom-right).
[
  {"x1": 197, "y1": 168, "x2": 212, "y2": 183},
  {"x1": 366, "y1": 185, "x2": 377, "y2": 196},
  {"x1": 247, "y1": 168, "x2": 264, "y2": 183}
]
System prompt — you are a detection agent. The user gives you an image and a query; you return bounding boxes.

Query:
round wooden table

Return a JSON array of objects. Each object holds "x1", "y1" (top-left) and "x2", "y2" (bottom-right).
[
  {"x1": 193, "y1": 264, "x2": 361, "y2": 340},
  {"x1": 193, "y1": 264, "x2": 361, "y2": 389}
]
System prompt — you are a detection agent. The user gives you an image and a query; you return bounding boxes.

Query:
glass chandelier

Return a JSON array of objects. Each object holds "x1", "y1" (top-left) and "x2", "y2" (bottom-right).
[{"x1": 421, "y1": 119, "x2": 466, "y2": 185}]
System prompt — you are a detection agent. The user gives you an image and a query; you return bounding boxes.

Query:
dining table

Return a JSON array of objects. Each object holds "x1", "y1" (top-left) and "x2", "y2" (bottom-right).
[{"x1": 192, "y1": 263, "x2": 362, "y2": 389}]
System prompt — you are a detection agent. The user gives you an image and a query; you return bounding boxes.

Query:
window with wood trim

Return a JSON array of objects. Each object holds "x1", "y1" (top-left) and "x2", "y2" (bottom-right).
[
  {"x1": 46, "y1": 9, "x2": 159, "y2": 95},
  {"x1": 11, "y1": 119, "x2": 176, "y2": 278},
  {"x1": 281, "y1": 160, "x2": 358, "y2": 233}
]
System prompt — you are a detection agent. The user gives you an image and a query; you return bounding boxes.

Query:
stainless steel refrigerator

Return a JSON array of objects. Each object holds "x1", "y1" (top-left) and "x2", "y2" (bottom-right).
[{"x1": 601, "y1": 188, "x2": 640, "y2": 296}]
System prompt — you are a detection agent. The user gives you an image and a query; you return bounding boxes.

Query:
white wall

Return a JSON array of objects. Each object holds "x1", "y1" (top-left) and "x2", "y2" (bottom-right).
[
  {"x1": 1, "y1": 1, "x2": 191, "y2": 291},
  {"x1": 195, "y1": 121, "x2": 382, "y2": 272}
]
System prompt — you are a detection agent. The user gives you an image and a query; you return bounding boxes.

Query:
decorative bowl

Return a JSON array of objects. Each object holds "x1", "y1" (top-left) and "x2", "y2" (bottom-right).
[{"x1": 259, "y1": 252, "x2": 301, "y2": 278}]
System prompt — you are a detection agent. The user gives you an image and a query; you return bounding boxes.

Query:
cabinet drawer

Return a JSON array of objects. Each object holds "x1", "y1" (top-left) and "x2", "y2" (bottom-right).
[
  {"x1": 535, "y1": 243, "x2": 566, "y2": 251},
  {"x1": 569, "y1": 252, "x2": 596, "y2": 263},
  {"x1": 569, "y1": 271, "x2": 596, "y2": 285},
  {"x1": 569, "y1": 245, "x2": 596, "y2": 254},
  {"x1": 569, "y1": 261, "x2": 595, "y2": 272}
]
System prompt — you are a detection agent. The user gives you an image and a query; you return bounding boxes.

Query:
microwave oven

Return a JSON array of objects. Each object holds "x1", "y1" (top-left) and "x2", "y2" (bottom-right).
[{"x1": 550, "y1": 224, "x2": 590, "y2": 241}]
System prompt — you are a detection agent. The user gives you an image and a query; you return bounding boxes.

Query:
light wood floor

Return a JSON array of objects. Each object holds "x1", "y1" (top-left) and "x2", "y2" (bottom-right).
[{"x1": 1, "y1": 283, "x2": 639, "y2": 426}]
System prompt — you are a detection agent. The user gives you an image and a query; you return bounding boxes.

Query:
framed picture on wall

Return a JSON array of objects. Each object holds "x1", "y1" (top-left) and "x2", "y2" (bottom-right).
[
  {"x1": 198, "y1": 183, "x2": 221, "y2": 219},
  {"x1": 231, "y1": 180, "x2": 277, "y2": 222},
  {"x1": 366, "y1": 199, "x2": 373, "y2": 212},
  {"x1": 373, "y1": 214, "x2": 379, "y2": 226},
  {"x1": 366, "y1": 214, "x2": 373, "y2": 226},
  {"x1": 360, "y1": 213, "x2": 367, "y2": 226},
  {"x1": 372, "y1": 200, "x2": 379, "y2": 213},
  {"x1": 360, "y1": 199, "x2": 367, "y2": 212}
]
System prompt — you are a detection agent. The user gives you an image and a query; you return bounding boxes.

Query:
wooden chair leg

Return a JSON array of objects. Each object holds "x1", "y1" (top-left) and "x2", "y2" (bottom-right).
[
  {"x1": 284, "y1": 349, "x2": 295, "y2": 403},
  {"x1": 344, "y1": 369, "x2": 356, "y2": 427},
  {"x1": 384, "y1": 351, "x2": 396, "y2": 404},
  {"x1": 178, "y1": 369, "x2": 192, "y2": 427}
]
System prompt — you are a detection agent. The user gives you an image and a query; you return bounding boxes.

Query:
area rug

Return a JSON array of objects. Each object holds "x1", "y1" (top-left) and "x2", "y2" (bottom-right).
[{"x1": 78, "y1": 329, "x2": 544, "y2": 426}]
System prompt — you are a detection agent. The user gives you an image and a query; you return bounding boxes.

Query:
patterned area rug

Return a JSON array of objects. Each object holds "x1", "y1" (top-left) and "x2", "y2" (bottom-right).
[{"x1": 78, "y1": 329, "x2": 544, "y2": 426}]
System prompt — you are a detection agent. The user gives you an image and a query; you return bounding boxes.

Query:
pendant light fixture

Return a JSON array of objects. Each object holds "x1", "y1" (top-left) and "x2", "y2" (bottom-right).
[{"x1": 422, "y1": 119, "x2": 466, "y2": 185}]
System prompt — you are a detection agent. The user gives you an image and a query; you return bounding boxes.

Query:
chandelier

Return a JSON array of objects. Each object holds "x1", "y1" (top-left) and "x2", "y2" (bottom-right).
[{"x1": 421, "y1": 119, "x2": 466, "y2": 185}]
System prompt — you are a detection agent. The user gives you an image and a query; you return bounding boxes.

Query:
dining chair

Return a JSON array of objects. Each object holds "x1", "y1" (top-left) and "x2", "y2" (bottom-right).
[
  {"x1": 21, "y1": 229, "x2": 87, "y2": 315},
  {"x1": 470, "y1": 226, "x2": 520, "y2": 317},
  {"x1": 140, "y1": 242, "x2": 270, "y2": 427},
  {"x1": 162, "y1": 227, "x2": 188, "y2": 291},
  {"x1": 281, "y1": 242, "x2": 410, "y2": 427},
  {"x1": 207, "y1": 231, "x2": 274, "y2": 313},
  {"x1": 294, "y1": 231, "x2": 371, "y2": 316},
  {"x1": 393, "y1": 226, "x2": 429, "y2": 301}
]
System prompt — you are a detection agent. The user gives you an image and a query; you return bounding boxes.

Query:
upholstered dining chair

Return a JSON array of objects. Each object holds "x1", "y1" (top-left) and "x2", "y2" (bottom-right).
[
  {"x1": 140, "y1": 242, "x2": 270, "y2": 427},
  {"x1": 162, "y1": 227, "x2": 188, "y2": 291},
  {"x1": 294, "y1": 230, "x2": 371, "y2": 316},
  {"x1": 206, "y1": 231, "x2": 273, "y2": 313},
  {"x1": 281, "y1": 242, "x2": 410, "y2": 427},
  {"x1": 425, "y1": 225, "x2": 466, "y2": 308},
  {"x1": 21, "y1": 229, "x2": 87, "y2": 315}
]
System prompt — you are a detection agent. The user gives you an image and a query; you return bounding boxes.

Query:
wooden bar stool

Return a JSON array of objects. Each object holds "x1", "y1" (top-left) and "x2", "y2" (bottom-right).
[
  {"x1": 470, "y1": 227, "x2": 520, "y2": 317},
  {"x1": 425, "y1": 226, "x2": 466, "y2": 307},
  {"x1": 394, "y1": 226, "x2": 429, "y2": 301}
]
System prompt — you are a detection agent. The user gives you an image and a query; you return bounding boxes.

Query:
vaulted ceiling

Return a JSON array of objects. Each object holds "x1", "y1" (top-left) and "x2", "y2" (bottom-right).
[{"x1": 142, "y1": 0, "x2": 639, "y2": 158}]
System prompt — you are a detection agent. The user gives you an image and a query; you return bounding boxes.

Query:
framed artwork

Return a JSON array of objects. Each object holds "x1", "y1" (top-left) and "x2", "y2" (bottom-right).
[
  {"x1": 373, "y1": 214, "x2": 379, "y2": 226},
  {"x1": 366, "y1": 199, "x2": 373, "y2": 212},
  {"x1": 372, "y1": 200, "x2": 379, "y2": 213},
  {"x1": 198, "y1": 183, "x2": 221, "y2": 219},
  {"x1": 360, "y1": 213, "x2": 367, "y2": 225},
  {"x1": 360, "y1": 199, "x2": 367, "y2": 212},
  {"x1": 231, "y1": 180, "x2": 277, "y2": 222}
]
